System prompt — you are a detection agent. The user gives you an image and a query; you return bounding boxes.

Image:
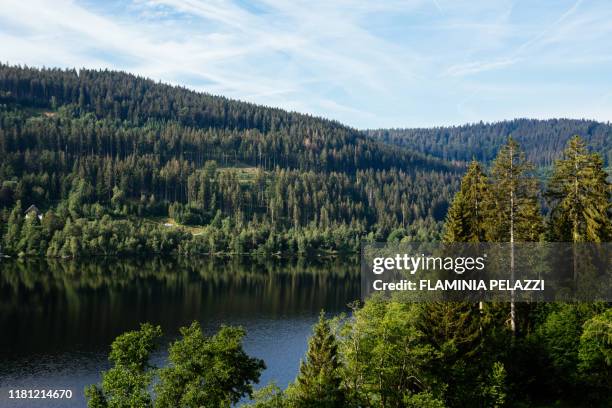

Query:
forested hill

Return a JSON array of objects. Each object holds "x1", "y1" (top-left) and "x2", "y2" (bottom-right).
[
  {"x1": 367, "y1": 119, "x2": 612, "y2": 167},
  {"x1": 0, "y1": 64, "x2": 449, "y2": 173},
  {"x1": 0, "y1": 65, "x2": 459, "y2": 257}
]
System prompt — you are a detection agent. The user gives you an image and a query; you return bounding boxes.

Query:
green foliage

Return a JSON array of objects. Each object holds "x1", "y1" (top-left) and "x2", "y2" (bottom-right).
[
  {"x1": 486, "y1": 137, "x2": 543, "y2": 242},
  {"x1": 578, "y1": 308, "x2": 612, "y2": 389},
  {"x1": 155, "y1": 322, "x2": 265, "y2": 408},
  {"x1": 3, "y1": 200, "x2": 22, "y2": 253},
  {"x1": 417, "y1": 302, "x2": 486, "y2": 406},
  {"x1": 86, "y1": 322, "x2": 264, "y2": 408},
  {"x1": 443, "y1": 161, "x2": 489, "y2": 243},
  {"x1": 368, "y1": 119, "x2": 612, "y2": 167},
  {"x1": 86, "y1": 323, "x2": 162, "y2": 408},
  {"x1": 536, "y1": 304, "x2": 585, "y2": 381},
  {"x1": 0, "y1": 64, "x2": 457, "y2": 257},
  {"x1": 402, "y1": 391, "x2": 447, "y2": 408},
  {"x1": 546, "y1": 136, "x2": 612, "y2": 242},
  {"x1": 482, "y1": 362, "x2": 507, "y2": 408},
  {"x1": 336, "y1": 298, "x2": 444, "y2": 407},
  {"x1": 292, "y1": 312, "x2": 345, "y2": 407},
  {"x1": 245, "y1": 384, "x2": 290, "y2": 408}
]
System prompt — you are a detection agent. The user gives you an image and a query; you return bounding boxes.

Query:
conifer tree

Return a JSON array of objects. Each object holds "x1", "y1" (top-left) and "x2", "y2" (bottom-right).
[
  {"x1": 293, "y1": 311, "x2": 345, "y2": 408},
  {"x1": 443, "y1": 161, "x2": 489, "y2": 243},
  {"x1": 3, "y1": 201, "x2": 23, "y2": 254},
  {"x1": 486, "y1": 138, "x2": 543, "y2": 334},
  {"x1": 443, "y1": 191, "x2": 470, "y2": 244},
  {"x1": 440, "y1": 161, "x2": 511, "y2": 404},
  {"x1": 486, "y1": 138, "x2": 543, "y2": 243},
  {"x1": 546, "y1": 136, "x2": 611, "y2": 243}
]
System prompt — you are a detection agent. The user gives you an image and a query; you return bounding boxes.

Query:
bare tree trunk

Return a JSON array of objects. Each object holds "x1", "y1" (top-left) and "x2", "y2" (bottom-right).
[
  {"x1": 573, "y1": 149, "x2": 579, "y2": 282},
  {"x1": 510, "y1": 143, "x2": 516, "y2": 336}
]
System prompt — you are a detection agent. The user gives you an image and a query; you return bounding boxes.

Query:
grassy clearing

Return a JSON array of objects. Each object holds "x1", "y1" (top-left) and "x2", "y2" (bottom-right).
[
  {"x1": 142, "y1": 216, "x2": 207, "y2": 235},
  {"x1": 218, "y1": 165, "x2": 260, "y2": 184}
]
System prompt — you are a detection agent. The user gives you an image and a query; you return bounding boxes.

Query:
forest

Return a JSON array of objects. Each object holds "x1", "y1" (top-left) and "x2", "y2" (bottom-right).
[
  {"x1": 1, "y1": 65, "x2": 610, "y2": 257},
  {"x1": 85, "y1": 136, "x2": 611, "y2": 407},
  {"x1": 368, "y1": 119, "x2": 612, "y2": 167},
  {"x1": 0, "y1": 65, "x2": 610, "y2": 407},
  {"x1": 0, "y1": 64, "x2": 457, "y2": 257}
]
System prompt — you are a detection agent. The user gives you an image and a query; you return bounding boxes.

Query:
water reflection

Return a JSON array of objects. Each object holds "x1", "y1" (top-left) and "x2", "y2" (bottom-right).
[{"x1": 0, "y1": 257, "x2": 360, "y2": 407}]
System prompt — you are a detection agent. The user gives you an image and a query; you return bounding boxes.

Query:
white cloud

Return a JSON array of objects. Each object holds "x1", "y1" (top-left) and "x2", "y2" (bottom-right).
[
  {"x1": 0, "y1": 0, "x2": 611, "y2": 127},
  {"x1": 445, "y1": 58, "x2": 519, "y2": 77}
]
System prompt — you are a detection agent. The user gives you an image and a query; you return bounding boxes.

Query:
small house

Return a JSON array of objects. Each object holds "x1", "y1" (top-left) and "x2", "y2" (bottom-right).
[{"x1": 24, "y1": 205, "x2": 43, "y2": 220}]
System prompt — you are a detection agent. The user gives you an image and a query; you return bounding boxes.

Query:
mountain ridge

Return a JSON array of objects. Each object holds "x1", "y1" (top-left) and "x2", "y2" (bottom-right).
[{"x1": 367, "y1": 118, "x2": 612, "y2": 167}]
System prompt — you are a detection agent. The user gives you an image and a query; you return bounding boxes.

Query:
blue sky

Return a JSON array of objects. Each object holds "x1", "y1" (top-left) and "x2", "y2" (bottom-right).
[{"x1": 1, "y1": 0, "x2": 611, "y2": 128}]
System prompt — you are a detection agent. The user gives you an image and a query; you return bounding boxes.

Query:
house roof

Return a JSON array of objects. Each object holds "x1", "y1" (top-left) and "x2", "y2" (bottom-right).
[{"x1": 24, "y1": 205, "x2": 40, "y2": 214}]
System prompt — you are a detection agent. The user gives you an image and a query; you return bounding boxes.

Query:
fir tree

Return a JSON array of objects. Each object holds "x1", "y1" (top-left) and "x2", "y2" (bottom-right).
[
  {"x1": 443, "y1": 191, "x2": 470, "y2": 244},
  {"x1": 3, "y1": 201, "x2": 23, "y2": 254},
  {"x1": 417, "y1": 302, "x2": 484, "y2": 406},
  {"x1": 293, "y1": 311, "x2": 345, "y2": 408},
  {"x1": 546, "y1": 136, "x2": 611, "y2": 243},
  {"x1": 486, "y1": 138, "x2": 543, "y2": 243},
  {"x1": 486, "y1": 138, "x2": 543, "y2": 335},
  {"x1": 443, "y1": 161, "x2": 489, "y2": 243}
]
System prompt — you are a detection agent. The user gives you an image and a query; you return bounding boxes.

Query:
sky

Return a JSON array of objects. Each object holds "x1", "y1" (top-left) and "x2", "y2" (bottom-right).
[{"x1": 1, "y1": 0, "x2": 611, "y2": 129}]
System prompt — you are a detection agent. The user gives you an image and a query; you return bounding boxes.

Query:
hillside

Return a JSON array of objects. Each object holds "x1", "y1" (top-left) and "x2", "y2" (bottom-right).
[
  {"x1": 368, "y1": 119, "x2": 612, "y2": 167},
  {"x1": 0, "y1": 65, "x2": 460, "y2": 257}
]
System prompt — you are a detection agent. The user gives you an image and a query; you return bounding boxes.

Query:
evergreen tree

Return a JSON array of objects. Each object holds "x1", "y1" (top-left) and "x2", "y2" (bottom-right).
[
  {"x1": 3, "y1": 201, "x2": 22, "y2": 253},
  {"x1": 443, "y1": 161, "x2": 489, "y2": 243},
  {"x1": 417, "y1": 302, "x2": 484, "y2": 407},
  {"x1": 442, "y1": 192, "x2": 470, "y2": 244},
  {"x1": 486, "y1": 138, "x2": 543, "y2": 335},
  {"x1": 482, "y1": 362, "x2": 507, "y2": 408},
  {"x1": 293, "y1": 312, "x2": 345, "y2": 408},
  {"x1": 19, "y1": 215, "x2": 43, "y2": 256},
  {"x1": 486, "y1": 138, "x2": 543, "y2": 243},
  {"x1": 546, "y1": 136, "x2": 611, "y2": 243}
]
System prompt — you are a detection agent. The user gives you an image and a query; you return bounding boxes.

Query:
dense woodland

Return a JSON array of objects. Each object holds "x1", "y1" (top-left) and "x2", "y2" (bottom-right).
[
  {"x1": 2, "y1": 66, "x2": 612, "y2": 257},
  {"x1": 86, "y1": 137, "x2": 611, "y2": 407},
  {"x1": 0, "y1": 65, "x2": 610, "y2": 407},
  {"x1": 0, "y1": 64, "x2": 457, "y2": 256},
  {"x1": 368, "y1": 119, "x2": 612, "y2": 167}
]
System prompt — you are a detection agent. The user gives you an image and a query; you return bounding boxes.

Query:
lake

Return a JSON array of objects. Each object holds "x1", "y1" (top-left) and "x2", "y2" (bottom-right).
[{"x1": 0, "y1": 257, "x2": 360, "y2": 407}]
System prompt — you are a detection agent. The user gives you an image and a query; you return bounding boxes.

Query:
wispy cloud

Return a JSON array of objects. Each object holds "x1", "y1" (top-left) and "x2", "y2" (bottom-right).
[
  {"x1": 1, "y1": 0, "x2": 611, "y2": 127},
  {"x1": 445, "y1": 58, "x2": 519, "y2": 77}
]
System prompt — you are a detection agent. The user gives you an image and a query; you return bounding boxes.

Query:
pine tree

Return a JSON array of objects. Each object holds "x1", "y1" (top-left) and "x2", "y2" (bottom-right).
[
  {"x1": 486, "y1": 138, "x2": 543, "y2": 335},
  {"x1": 293, "y1": 311, "x2": 345, "y2": 408},
  {"x1": 486, "y1": 138, "x2": 543, "y2": 243},
  {"x1": 443, "y1": 191, "x2": 470, "y2": 243},
  {"x1": 443, "y1": 161, "x2": 489, "y2": 243},
  {"x1": 546, "y1": 135, "x2": 611, "y2": 243},
  {"x1": 3, "y1": 201, "x2": 23, "y2": 254}
]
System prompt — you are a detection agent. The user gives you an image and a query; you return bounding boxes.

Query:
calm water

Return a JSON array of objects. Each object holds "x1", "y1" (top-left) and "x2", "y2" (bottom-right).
[{"x1": 0, "y1": 257, "x2": 360, "y2": 407}]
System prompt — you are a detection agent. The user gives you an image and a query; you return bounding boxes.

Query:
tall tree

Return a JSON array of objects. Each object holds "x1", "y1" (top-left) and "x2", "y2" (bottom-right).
[
  {"x1": 486, "y1": 138, "x2": 543, "y2": 334},
  {"x1": 293, "y1": 312, "x2": 345, "y2": 408},
  {"x1": 546, "y1": 135, "x2": 611, "y2": 243},
  {"x1": 3, "y1": 201, "x2": 22, "y2": 254},
  {"x1": 486, "y1": 138, "x2": 543, "y2": 243},
  {"x1": 443, "y1": 161, "x2": 489, "y2": 243}
]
